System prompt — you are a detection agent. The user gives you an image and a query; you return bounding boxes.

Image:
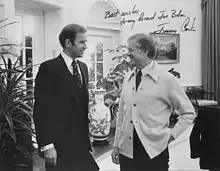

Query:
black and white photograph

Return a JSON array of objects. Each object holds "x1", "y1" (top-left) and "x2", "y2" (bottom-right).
[{"x1": 0, "y1": 0, "x2": 219, "y2": 171}]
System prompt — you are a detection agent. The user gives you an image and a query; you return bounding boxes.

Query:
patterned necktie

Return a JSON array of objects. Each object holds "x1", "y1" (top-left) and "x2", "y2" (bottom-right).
[
  {"x1": 72, "y1": 60, "x2": 83, "y2": 88},
  {"x1": 136, "y1": 69, "x2": 142, "y2": 90}
]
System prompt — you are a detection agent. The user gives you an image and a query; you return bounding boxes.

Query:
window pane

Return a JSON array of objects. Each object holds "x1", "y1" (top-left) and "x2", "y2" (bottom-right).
[
  {"x1": 25, "y1": 48, "x2": 33, "y2": 92},
  {"x1": 88, "y1": 63, "x2": 95, "y2": 89},
  {"x1": 88, "y1": 63, "x2": 95, "y2": 82},
  {"x1": 25, "y1": 49, "x2": 33, "y2": 77},
  {"x1": 96, "y1": 43, "x2": 103, "y2": 61},
  {"x1": 19, "y1": 49, "x2": 23, "y2": 66},
  {"x1": 89, "y1": 52, "x2": 95, "y2": 62},
  {"x1": 25, "y1": 36, "x2": 32, "y2": 47},
  {"x1": 96, "y1": 63, "x2": 103, "y2": 89}
]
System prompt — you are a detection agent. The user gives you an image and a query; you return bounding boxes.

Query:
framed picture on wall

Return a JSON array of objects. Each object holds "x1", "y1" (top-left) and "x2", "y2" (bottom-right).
[{"x1": 150, "y1": 33, "x2": 180, "y2": 64}]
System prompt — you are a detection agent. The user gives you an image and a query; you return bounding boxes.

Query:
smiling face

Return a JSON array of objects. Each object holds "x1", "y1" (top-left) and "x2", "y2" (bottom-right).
[
  {"x1": 126, "y1": 33, "x2": 156, "y2": 69},
  {"x1": 127, "y1": 39, "x2": 149, "y2": 69}
]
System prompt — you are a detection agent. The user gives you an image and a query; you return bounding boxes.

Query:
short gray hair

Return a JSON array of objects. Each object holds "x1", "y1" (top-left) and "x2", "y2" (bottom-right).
[{"x1": 127, "y1": 33, "x2": 156, "y2": 59}]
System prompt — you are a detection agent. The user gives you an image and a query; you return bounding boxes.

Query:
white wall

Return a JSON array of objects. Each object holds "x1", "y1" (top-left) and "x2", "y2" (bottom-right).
[
  {"x1": 0, "y1": 0, "x2": 17, "y2": 64},
  {"x1": 44, "y1": 9, "x2": 65, "y2": 59},
  {"x1": 1, "y1": 0, "x2": 200, "y2": 86},
  {"x1": 1, "y1": 0, "x2": 16, "y2": 41},
  {"x1": 0, "y1": 3, "x2": 5, "y2": 40},
  {"x1": 62, "y1": 0, "x2": 202, "y2": 86},
  {"x1": 0, "y1": 0, "x2": 202, "y2": 86},
  {"x1": 112, "y1": 0, "x2": 202, "y2": 86},
  {"x1": 64, "y1": 0, "x2": 92, "y2": 27}
]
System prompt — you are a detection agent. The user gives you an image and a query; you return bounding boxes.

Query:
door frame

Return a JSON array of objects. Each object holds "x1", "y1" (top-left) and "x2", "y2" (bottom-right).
[
  {"x1": 15, "y1": 7, "x2": 45, "y2": 148},
  {"x1": 15, "y1": 7, "x2": 45, "y2": 78}
]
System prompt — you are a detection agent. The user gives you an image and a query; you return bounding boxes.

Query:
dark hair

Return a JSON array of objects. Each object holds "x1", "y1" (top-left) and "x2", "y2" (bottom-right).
[
  {"x1": 128, "y1": 33, "x2": 156, "y2": 59},
  {"x1": 59, "y1": 23, "x2": 87, "y2": 48}
]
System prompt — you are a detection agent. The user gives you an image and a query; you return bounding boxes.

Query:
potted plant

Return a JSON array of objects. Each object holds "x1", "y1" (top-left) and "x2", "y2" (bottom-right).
[
  {"x1": 96, "y1": 45, "x2": 134, "y2": 128},
  {"x1": 0, "y1": 18, "x2": 35, "y2": 171}
]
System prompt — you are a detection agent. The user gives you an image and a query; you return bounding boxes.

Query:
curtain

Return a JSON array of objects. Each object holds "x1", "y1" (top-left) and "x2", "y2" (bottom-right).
[{"x1": 201, "y1": 0, "x2": 220, "y2": 103}]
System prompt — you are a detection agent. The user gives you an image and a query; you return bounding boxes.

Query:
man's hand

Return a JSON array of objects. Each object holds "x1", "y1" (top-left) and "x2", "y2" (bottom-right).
[
  {"x1": 44, "y1": 147, "x2": 57, "y2": 166},
  {"x1": 111, "y1": 147, "x2": 120, "y2": 165},
  {"x1": 168, "y1": 135, "x2": 175, "y2": 144}
]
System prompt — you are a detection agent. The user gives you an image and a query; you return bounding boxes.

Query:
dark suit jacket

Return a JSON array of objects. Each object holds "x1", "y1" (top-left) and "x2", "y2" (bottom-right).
[
  {"x1": 189, "y1": 106, "x2": 220, "y2": 170},
  {"x1": 33, "y1": 55, "x2": 99, "y2": 171}
]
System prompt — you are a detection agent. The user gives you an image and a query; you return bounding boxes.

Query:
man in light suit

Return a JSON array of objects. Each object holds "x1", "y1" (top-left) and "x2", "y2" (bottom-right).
[
  {"x1": 111, "y1": 33, "x2": 196, "y2": 171},
  {"x1": 33, "y1": 23, "x2": 99, "y2": 171}
]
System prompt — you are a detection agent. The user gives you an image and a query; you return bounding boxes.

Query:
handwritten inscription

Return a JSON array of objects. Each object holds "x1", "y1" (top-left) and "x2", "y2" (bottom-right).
[
  {"x1": 158, "y1": 10, "x2": 169, "y2": 20},
  {"x1": 171, "y1": 9, "x2": 186, "y2": 18},
  {"x1": 153, "y1": 23, "x2": 177, "y2": 35},
  {"x1": 138, "y1": 12, "x2": 156, "y2": 22},
  {"x1": 121, "y1": 5, "x2": 139, "y2": 16},
  {"x1": 120, "y1": 18, "x2": 136, "y2": 29},
  {"x1": 181, "y1": 17, "x2": 196, "y2": 32},
  {"x1": 104, "y1": 6, "x2": 196, "y2": 34},
  {"x1": 105, "y1": 5, "x2": 139, "y2": 19},
  {"x1": 105, "y1": 9, "x2": 120, "y2": 18}
]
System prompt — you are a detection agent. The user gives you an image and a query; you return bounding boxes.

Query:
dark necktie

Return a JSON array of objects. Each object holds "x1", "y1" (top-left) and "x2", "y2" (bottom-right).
[
  {"x1": 72, "y1": 60, "x2": 83, "y2": 88},
  {"x1": 136, "y1": 70, "x2": 142, "y2": 90}
]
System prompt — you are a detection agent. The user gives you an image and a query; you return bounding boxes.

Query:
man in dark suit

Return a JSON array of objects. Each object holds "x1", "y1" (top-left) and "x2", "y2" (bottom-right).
[{"x1": 33, "y1": 23, "x2": 99, "y2": 171}]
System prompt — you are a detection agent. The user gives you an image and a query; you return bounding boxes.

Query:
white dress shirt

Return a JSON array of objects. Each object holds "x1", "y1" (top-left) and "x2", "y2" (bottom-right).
[{"x1": 61, "y1": 51, "x2": 83, "y2": 83}]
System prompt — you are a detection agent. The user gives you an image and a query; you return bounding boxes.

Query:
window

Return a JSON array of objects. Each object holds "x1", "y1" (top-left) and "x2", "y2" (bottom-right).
[
  {"x1": 86, "y1": 42, "x2": 104, "y2": 90},
  {"x1": 15, "y1": 8, "x2": 44, "y2": 79}
]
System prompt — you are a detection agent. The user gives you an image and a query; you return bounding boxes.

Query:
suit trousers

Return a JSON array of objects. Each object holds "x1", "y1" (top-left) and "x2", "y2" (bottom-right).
[{"x1": 119, "y1": 128, "x2": 169, "y2": 171}]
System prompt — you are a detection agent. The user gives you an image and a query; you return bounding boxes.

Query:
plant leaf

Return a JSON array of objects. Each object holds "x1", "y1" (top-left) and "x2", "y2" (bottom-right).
[
  {"x1": 2, "y1": 111, "x2": 13, "y2": 130},
  {"x1": 2, "y1": 127, "x2": 16, "y2": 142},
  {"x1": 0, "y1": 21, "x2": 20, "y2": 30},
  {"x1": 0, "y1": 18, "x2": 8, "y2": 24},
  {"x1": 14, "y1": 106, "x2": 33, "y2": 118},
  {"x1": 13, "y1": 117, "x2": 34, "y2": 134},
  {"x1": 15, "y1": 100, "x2": 33, "y2": 112},
  {"x1": 16, "y1": 145, "x2": 34, "y2": 164}
]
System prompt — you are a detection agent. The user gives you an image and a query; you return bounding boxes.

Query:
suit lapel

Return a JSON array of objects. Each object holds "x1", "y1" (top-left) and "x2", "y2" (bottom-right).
[
  {"x1": 78, "y1": 61, "x2": 88, "y2": 90},
  {"x1": 55, "y1": 55, "x2": 80, "y2": 104},
  {"x1": 78, "y1": 61, "x2": 89, "y2": 103}
]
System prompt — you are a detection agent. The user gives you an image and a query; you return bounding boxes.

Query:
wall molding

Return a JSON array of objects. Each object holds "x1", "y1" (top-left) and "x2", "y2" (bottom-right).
[
  {"x1": 91, "y1": 0, "x2": 118, "y2": 11},
  {"x1": 15, "y1": 0, "x2": 64, "y2": 11},
  {"x1": 87, "y1": 0, "x2": 121, "y2": 31}
]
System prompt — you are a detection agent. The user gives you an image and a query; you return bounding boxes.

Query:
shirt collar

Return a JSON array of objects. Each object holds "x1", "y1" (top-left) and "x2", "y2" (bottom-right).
[
  {"x1": 127, "y1": 61, "x2": 160, "y2": 83},
  {"x1": 141, "y1": 60, "x2": 154, "y2": 75},
  {"x1": 61, "y1": 51, "x2": 76, "y2": 68}
]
